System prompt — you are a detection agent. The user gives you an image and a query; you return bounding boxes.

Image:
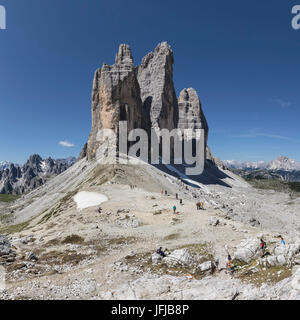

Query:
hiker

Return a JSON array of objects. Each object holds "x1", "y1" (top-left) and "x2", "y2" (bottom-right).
[
  {"x1": 260, "y1": 239, "x2": 267, "y2": 256},
  {"x1": 180, "y1": 199, "x2": 183, "y2": 205},
  {"x1": 161, "y1": 189, "x2": 164, "y2": 195},
  {"x1": 157, "y1": 247, "x2": 166, "y2": 257},
  {"x1": 165, "y1": 190, "x2": 168, "y2": 195},
  {"x1": 215, "y1": 258, "x2": 219, "y2": 270},
  {"x1": 173, "y1": 205, "x2": 176, "y2": 214},
  {"x1": 280, "y1": 236, "x2": 285, "y2": 245},
  {"x1": 226, "y1": 255, "x2": 235, "y2": 274},
  {"x1": 200, "y1": 202, "x2": 204, "y2": 210},
  {"x1": 196, "y1": 202, "x2": 200, "y2": 210},
  {"x1": 226, "y1": 255, "x2": 232, "y2": 268},
  {"x1": 176, "y1": 193, "x2": 178, "y2": 199}
]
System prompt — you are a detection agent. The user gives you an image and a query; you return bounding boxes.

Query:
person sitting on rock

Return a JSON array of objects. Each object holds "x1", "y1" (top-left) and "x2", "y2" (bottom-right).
[{"x1": 157, "y1": 247, "x2": 166, "y2": 257}]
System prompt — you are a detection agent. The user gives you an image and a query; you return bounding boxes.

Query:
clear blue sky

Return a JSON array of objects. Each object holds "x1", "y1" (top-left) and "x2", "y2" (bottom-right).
[{"x1": 0, "y1": 0, "x2": 299, "y2": 164}]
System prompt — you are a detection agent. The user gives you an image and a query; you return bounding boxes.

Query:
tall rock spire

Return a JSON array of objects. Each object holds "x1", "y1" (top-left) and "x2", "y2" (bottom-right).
[
  {"x1": 178, "y1": 88, "x2": 209, "y2": 154},
  {"x1": 136, "y1": 42, "x2": 179, "y2": 132},
  {"x1": 87, "y1": 44, "x2": 142, "y2": 160}
]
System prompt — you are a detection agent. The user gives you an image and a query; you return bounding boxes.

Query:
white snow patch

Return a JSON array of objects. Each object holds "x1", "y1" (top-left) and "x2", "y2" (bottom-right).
[{"x1": 73, "y1": 191, "x2": 108, "y2": 210}]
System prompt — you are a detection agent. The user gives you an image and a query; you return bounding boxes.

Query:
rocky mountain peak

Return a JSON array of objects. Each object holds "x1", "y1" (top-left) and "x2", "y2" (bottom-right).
[
  {"x1": 0, "y1": 155, "x2": 75, "y2": 194},
  {"x1": 178, "y1": 88, "x2": 209, "y2": 153},
  {"x1": 115, "y1": 44, "x2": 134, "y2": 67},
  {"x1": 85, "y1": 42, "x2": 209, "y2": 163}
]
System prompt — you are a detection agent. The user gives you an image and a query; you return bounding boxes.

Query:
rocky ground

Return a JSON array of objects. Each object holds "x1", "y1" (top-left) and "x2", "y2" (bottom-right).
[{"x1": 0, "y1": 155, "x2": 299, "y2": 300}]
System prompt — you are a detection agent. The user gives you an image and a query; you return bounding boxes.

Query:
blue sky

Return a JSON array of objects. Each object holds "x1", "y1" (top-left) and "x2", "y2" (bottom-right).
[{"x1": 0, "y1": 0, "x2": 299, "y2": 164}]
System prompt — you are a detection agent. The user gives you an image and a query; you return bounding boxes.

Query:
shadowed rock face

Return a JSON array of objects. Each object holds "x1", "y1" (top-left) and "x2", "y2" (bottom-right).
[
  {"x1": 178, "y1": 88, "x2": 209, "y2": 154},
  {"x1": 87, "y1": 44, "x2": 143, "y2": 160},
  {"x1": 136, "y1": 42, "x2": 178, "y2": 132}
]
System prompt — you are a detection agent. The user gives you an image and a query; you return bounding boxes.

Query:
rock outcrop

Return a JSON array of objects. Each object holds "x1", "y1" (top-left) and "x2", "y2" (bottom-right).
[
  {"x1": 233, "y1": 238, "x2": 261, "y2": 263},
  {"x1": 136, "y1": 42, "x2": 178, "y2": 133},
  {"x1": 85, "y1": 42, "x2": 209, "y2": 164},
  {"x1": 87, "y1": 44, "x2": 143, "y2": 160},
  {"x1": 178, "y1": 88, "x2": 208, "y2": 151}
]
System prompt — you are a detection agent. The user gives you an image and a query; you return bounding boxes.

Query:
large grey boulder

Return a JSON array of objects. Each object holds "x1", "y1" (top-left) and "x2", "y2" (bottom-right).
[
  {"x1": 234, "y1": 238, "x2": 261, "y2": 263},
  {"x1": 263, "y1": 240, "x2": 300, "y2": 267},
  {"x1": 199, "y1": 261, "x2": 212, "y2": 272},
  {"x1": 162, "y1": 248, "x2": 193, "y2": 267}
]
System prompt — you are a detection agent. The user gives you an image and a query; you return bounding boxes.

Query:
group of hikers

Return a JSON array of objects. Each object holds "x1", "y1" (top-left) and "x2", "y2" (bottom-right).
[
  {"x1": 156, "y1": 236, "x2": 287, "y2": 277},
  {"x1": 130, "y1": 185, "x2": 137, "y2": 189},
  {"x1": 196, "y1": 201, "x2": 204, "y2": 210}
]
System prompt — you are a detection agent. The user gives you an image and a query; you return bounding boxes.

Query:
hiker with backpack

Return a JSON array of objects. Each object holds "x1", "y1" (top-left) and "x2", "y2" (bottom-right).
[
  {"x1": 260, "y1": 239, "x2": 267, "y2": 256},
  {"x1": 173, "y1": 205, "x2": 176, "y2": 214}
]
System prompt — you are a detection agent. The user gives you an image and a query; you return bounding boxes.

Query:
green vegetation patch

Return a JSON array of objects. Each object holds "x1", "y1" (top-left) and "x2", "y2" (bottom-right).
[
  {"x1": 0, "y1": 194, "x2": 20, "y2": 202},
  {"x1": 247, "y1": 179, "x2": 300, "y2": 196}
]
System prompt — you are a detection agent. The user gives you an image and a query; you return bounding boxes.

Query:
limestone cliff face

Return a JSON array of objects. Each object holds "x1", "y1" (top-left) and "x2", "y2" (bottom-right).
[
  {"x1": 85, "y1": 42, "x2": 209, "y2": 163},
  {"x1": 178, "y1": 88, "x2": 209, "y2": 152},
  {"x1": 136, "y1": 42, "x2": 178, "y2": 132},
  {"x1": 87, "y1": 44, "x2": 143, "y2": 160}
]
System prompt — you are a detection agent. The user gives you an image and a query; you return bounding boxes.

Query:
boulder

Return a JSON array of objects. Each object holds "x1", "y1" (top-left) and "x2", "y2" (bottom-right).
[
  {"x1": 152, "y1": 253, "x2": 163, "y2": 265},
  {"x1": 162, "y1": 248, "x2": 193, "y2": 267},
  {"x1": 234, "y1": 238, "x2": 260, "y2": 263},
  {"x1": 208, "y1": 217, "x2": 219, "y2": 226},
  {"x1": 199, "y1": 261, "x2": 212, "y2": 272}
]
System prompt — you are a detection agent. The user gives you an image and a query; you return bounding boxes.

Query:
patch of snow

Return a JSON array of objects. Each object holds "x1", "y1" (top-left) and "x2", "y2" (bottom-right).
[{"x1": 73, "y1": 191, "x2": 108, "y2": 210}]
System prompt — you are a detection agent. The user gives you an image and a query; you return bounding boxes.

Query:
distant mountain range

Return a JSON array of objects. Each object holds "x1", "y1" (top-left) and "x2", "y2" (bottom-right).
[
  {"x1": 223, "y1": 156, "x2": 300, "y2": 182},
  {"x1": 223, "y1": 156, "x2": 300, "y2": 171},
  {"x1": 0, "y1": 155, "x2": 75, "y2": 195}
]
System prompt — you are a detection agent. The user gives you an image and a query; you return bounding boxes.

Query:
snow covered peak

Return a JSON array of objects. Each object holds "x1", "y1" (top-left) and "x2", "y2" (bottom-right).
[
  {"x1": 223, "y1": 156, "x2": 300, "y2": 171},
  {"x1": 0, "y1": 160, "x2": 12, "y2": 170},
  {"x1": 268, "y1": 156, "x2": 300, "y2": 171}
]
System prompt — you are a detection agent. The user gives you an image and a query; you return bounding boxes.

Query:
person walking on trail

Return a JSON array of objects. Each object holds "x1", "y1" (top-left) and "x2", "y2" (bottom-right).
[
  {"x1": 173, "y1": 205, "x2": 176, "y2": 214},
  {"x1": 226, "y1": 255, "x2": 235, "y2": 275},
  {"x1": 200, "y1": 202, "x2": 204, "y2": 210},
  {"x1": 157, "y1": 247, "x2": 166, "y2": 257},
  {"x1": 260, "y1": 239, "x2": 267, "y2": 256},
  {"x1": 215, "y1": 258, "x2": 220, "y2": 270},
  {"x1": 165, "y1": 190, "x2": 168, "y2": 195},
  {"x1": 180, "y1": 199, "x2": 183, "y2": 205},
  {"x1": 176, "y1": 193, "x2": 178, "y2": 199},
  {"x1": 280, "y1": 236, "x2": 285, "y2": 245},
  {"x1": 226, "y1": 255, "x2": 232, "y2": 269},
  {"x1": 196, "y1": 202, "x2": 200, "y2": 210}
]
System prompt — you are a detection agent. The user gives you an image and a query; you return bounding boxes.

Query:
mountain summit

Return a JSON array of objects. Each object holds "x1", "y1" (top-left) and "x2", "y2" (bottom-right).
[{"x1": 80, "y1": 42, "x2": 209, "y2": 161}]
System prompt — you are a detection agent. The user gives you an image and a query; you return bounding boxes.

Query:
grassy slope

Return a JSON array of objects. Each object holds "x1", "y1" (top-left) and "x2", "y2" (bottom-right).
[
  {"x1": 246, "y1": 179, "x2": 300, "y2": 194},
  {"x1": 0, "y1": 194, "x2": 20, "y2": 202}
]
